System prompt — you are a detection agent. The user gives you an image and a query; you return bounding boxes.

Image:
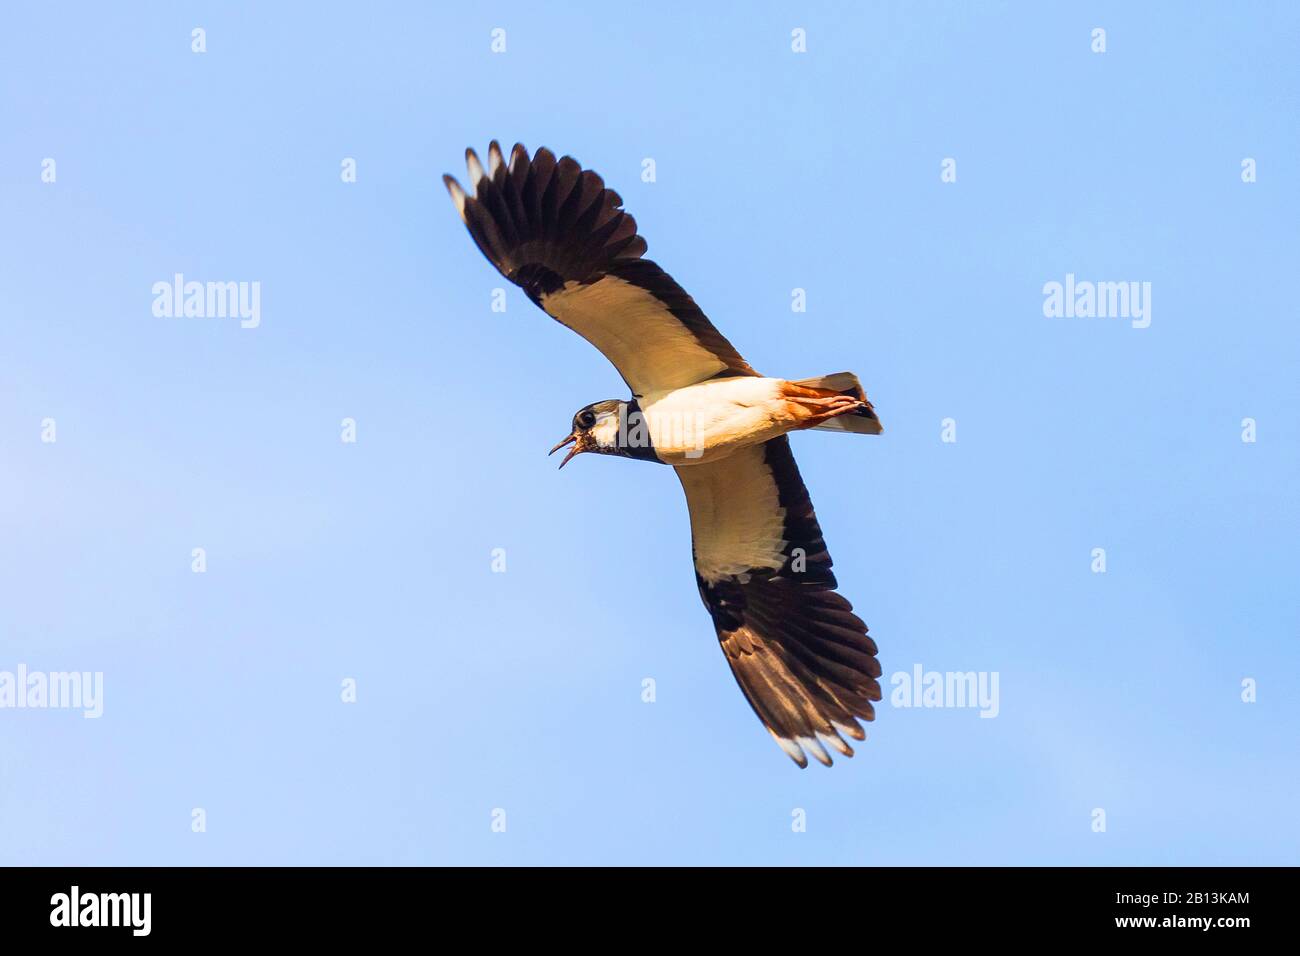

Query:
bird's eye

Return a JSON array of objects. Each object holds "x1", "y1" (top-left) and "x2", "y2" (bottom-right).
[{"x1": 576, "y1": 410, "x2": 597, "y2": 429}]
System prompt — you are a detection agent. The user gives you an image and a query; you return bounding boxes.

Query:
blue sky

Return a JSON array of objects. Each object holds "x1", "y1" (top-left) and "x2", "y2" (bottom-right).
[{"x1": 1, "y1": 1, "x2": 1297, "y2": 865}]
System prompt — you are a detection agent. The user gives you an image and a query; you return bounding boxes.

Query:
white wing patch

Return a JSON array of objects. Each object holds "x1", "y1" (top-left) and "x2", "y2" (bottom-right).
[
  {"x1": 675, "y1": 443, "x2": 789, "y2": 583},
  {"x1": 543, "y1": 276, "x2": 730, "y2": 395}
]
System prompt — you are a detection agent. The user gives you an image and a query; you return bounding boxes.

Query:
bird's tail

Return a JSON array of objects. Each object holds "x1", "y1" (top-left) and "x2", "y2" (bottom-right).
[{"x1": 790, "y1": 372, "x2": 882, "y2": 435}]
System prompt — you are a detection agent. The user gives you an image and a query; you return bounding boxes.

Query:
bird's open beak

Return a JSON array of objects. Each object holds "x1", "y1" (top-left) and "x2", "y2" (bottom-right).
[{"x1": 548, "y1": 432, "x2": 580, "y2": 469}]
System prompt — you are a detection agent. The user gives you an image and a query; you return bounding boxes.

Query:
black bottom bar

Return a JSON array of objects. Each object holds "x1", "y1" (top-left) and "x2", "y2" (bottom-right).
[{"x1": 0, "y1": 866, "x2": 1279, "y2": 940}]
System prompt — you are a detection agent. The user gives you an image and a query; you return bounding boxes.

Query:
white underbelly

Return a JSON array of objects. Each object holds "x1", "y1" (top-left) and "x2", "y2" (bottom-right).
[{"x1": 640, "y1": 377, "x2": 792, "y2": 465}]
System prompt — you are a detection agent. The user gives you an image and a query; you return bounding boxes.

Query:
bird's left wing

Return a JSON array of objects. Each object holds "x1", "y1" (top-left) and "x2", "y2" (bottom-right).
[
  {"x1": 444, "y1": 141, "x2": 758, "y2": 396},
  {"x1": 675, "y1": 437, "x2": 882, "y2": 767}
]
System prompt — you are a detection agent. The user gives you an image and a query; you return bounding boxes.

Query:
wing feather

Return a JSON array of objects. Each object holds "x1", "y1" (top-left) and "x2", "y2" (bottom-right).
[
  {"x1": 675, "y1": 437, "x2": 881, "y2": 767},
  {"x1": 445, "y1": 141, "x2": 756, "y2": 395}
]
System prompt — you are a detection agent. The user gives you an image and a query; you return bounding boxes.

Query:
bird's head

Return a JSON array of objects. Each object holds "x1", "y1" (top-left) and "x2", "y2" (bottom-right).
[{"x1": 549, "y1": 400, "x2": 629, "y2": 468}]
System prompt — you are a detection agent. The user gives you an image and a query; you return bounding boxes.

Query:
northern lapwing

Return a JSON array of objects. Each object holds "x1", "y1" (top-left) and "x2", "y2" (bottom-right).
[{"x1": 444, "y1": 142, "x2": 884, "y2": 767}]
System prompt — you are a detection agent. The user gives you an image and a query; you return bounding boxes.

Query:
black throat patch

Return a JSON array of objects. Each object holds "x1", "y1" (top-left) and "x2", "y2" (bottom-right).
[{"x1": 617, "y1": 399, "x2": 662, "y2": 463}]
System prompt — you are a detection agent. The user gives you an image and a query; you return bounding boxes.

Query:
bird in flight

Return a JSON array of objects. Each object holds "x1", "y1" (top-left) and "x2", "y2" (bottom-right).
[{"x1": 444, "y1": 142, "x2": 884, "y2": 767}]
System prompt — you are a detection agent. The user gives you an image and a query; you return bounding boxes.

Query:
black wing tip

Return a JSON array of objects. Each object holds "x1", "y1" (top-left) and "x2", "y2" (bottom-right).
[
  {"x1": 704, "y1": 566, "x2": 878, "y2": 767},
  {"x1": 447, "y1": 140, "x2": 647, "y2": 289}
]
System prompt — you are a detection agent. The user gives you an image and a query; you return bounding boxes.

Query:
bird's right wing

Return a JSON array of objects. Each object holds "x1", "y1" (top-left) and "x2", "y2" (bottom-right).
[
  {"x1": 444, "y1": 142, "x2": 758, "y2": 396},
  {"x1": 674, "y1": 437, "x2": 882, "y2": 767}
]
